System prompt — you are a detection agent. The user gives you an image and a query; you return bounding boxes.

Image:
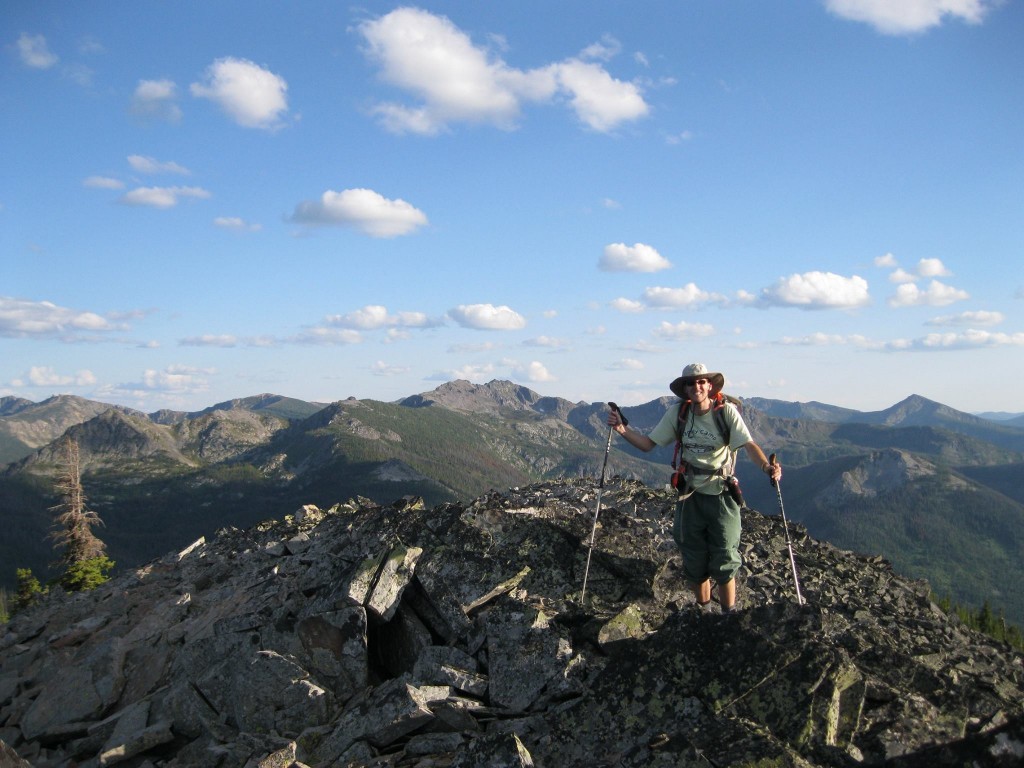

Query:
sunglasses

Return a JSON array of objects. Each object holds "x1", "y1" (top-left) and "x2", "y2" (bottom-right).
[{"x1": 686, "y1": 378, "x2": 711, "y2": 388}]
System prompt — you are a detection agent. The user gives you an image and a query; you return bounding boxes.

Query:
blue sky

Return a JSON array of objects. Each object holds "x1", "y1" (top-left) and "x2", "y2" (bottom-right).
[{"x1": 2, "y1": 0, "x2": 1022, "y2": 416}]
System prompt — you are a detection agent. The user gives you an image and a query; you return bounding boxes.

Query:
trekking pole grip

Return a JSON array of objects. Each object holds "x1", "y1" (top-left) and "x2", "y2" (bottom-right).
[
  {"x1": 608, "y1": 401, "x2": 628, "y2": 427},
  {"x1": 769, "y1": 453, "x2": 779, "y2": 487}
]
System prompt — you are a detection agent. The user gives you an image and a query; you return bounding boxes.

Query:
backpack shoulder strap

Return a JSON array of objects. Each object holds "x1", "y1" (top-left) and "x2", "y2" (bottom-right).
[
  {"x1": 714, "y1": 395, "x2": 732, "y2": 443},
  {"x1": 672, "y1": 400, "x2": 691, "y2": 469},
  {"x1": 675, "y1": 399, "x2": 691, "y2": 437}
]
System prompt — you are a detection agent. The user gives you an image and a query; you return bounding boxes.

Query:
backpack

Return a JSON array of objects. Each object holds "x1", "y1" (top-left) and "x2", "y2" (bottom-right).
[{"x1": 670, "y1": 393, "x2": 745, "y2": 500}]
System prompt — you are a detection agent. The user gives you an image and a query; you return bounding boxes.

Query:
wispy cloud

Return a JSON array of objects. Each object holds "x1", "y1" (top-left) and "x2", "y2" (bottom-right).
[
  {"x1": 779, "y1": 332, "x2": 877, "y2": 348},
  {"x1": 371, "y1": 360, "x2": 411, "y2": 377},
  {"x1": 179, "y1": 334, "x2": 239, "y2": 348},
  {"x1": 522, "y1": 335, "x2": 569, "y2": 349},
  {"x1": 288, "y1": 326, "x2": 363, "y2": 345},
  {"x1": 213, "y1": 216, "x2": 262, "y2": 232},
  {"x1": 926, "y1": 310, "x2": 1003, "y2": 327},
  {"x1": 128, "y1": 155, "x2": 190, "y2": 175},
  {"x1": 606, "y1": 358, "x2": 645, "y2": 371},
  {"x1": 652, "y1": 320, "x2": 716, "y2": 340},
  {"x1": 131, "y1": 79, "x2": 182, "y2": 122},
  {"x1": 120, "y1": 186, "x2": 211, "y2": 208},
  {"x1": 16, "y1": 33, "x2": 58, "y2": 69},
  {"x1": 907, "y1": 330, "x2": 1024, "y2": 350},
  {"x1": 776, "y1": 327, "x2": 1024, "y2": 352},
  {"x1": 83, "y1": 176, "x2": 125, "y2": 190}
]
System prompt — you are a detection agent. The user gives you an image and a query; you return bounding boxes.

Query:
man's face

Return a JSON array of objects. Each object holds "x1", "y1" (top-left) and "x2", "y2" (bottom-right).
[{"x1": 686, "y1": 377, "x2": 712, "y2": 404}]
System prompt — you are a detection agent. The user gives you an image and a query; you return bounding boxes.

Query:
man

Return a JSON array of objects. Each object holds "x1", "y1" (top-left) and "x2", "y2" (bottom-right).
[{"x1": 607, "y1": 363, "x2": 781, "y2": 612}]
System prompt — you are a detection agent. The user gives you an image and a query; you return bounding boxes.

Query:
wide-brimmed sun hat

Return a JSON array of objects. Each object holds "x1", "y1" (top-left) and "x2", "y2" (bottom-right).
[{"x1": 669, "y1": 362, "x2": 725, "y2": 399}]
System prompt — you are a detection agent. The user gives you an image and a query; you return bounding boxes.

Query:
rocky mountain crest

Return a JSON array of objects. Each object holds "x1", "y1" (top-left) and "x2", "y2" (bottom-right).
[
  {"x1": 2, "y1": 479, "x2": 1022, "y2": 767},
  {"x1": 399, "y1": 379, "x2": 580, "y2": 421}
]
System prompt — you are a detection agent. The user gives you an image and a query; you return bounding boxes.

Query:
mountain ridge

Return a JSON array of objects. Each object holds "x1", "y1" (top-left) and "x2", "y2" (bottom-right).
[{"x1": 2, "y1": 381, "x2": 1023, "y2": 626}]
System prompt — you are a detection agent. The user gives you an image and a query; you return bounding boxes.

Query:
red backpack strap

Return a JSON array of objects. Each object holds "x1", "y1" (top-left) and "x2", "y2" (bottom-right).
[{"x1": 672, "y1": 399, "x2": 691, "y2": 469}]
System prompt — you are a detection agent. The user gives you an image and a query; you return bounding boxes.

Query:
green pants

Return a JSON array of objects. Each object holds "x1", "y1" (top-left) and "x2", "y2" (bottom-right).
[{"x1": 673, "y1": 491, "x2": 742, "y2": 585}]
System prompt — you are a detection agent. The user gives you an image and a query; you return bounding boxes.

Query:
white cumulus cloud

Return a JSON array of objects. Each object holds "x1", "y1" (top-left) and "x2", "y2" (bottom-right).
[
  {"x1": 514, "y1": 360, "x2": 556, "y2": 383},
  {"x1": 643, "y1": 283, "x2": 722, "y2": 309},
  {"x1": 191, "y1": 57, "x2": 289, "y2": 130},
  {"x1": 448, "y1": 303, "x2": 526, "y2": 330},
  {"x1": 610, "y1": 298, "x2": 645, "y2": 313},
  {"x1": 141, "y1": 365, "x2": 213, "y2": 393},
  {"x1": 599, "y1": 243, "x2": 671, "y2": 272},
  {"x1": 916, "y1": 257, "x2": 952, "y2": 278},
  {"x1": 291, "y1": 188, "x2": 428, "y2": 237},
  {"x1": 888, "y1": 280, "x2": 969, "y2": 307},
  {"x1": 25, "y1": 366, "x2": 96, "y2": 387},
  {"x1": 824, "y1": 0, "x2": 993, "y2": 35},
  {"x1": 553, "y1": 58, "x2": 649, "y2": 132},
  {"x1": 759, "y1": 271, "x2": 871, "y2": 310},
  {"x1": 357, "y1": 8, "x2": 647, "y2": 135},
  {"x1": 0, "y1": 296, "x2": 122, "y2": 338}
]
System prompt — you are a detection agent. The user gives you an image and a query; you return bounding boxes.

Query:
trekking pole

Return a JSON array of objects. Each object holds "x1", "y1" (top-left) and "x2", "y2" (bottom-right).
[
  {"x1": 769, "y1": 454, "x2": 805, "y2": 606},
  {"x1": 581, "y1": 402, "x2": 627, "y2": 603}
]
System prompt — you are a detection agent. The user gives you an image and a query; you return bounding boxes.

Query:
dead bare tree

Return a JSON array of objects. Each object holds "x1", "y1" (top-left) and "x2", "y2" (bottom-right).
[{"x1": 49, "y1": 435, "x2": 107, "y2": 569}]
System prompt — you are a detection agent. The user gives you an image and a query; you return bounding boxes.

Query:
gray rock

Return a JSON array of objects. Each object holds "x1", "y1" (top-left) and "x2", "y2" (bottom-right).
[{"x1": 0, "y1": 478, "x2": 1021, "y2": 767}]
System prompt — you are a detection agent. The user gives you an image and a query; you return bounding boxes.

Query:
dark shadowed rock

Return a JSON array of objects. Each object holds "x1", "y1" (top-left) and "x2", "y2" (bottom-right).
[{"x1": 0, "y1": 478, "x2": 1022, "y2": 767}]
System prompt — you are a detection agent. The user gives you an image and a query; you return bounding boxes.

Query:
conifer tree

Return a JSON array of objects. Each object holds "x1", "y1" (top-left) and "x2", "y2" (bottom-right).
[
  {"x1": 49, "y1": 436, "x2": 111, "y2": 588},
  {"x1": 13, "y1": 568, "x2": 42, "y2": 613}
]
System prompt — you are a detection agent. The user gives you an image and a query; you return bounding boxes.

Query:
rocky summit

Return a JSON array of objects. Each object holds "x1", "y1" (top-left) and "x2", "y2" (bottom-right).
[{"x1": 1, "y1": 479, "x2": 1022, "y2": 768}]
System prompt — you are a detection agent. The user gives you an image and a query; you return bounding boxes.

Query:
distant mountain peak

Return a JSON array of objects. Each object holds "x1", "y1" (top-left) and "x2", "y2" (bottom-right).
[{"x1": 401, "y1": 379, "x2": 544, "y2": 413}]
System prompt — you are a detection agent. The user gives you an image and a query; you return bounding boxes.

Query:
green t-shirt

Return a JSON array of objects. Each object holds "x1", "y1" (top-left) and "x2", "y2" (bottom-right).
[{"x1": 649, "y1": 401, "x2": 753, "y2": 494}]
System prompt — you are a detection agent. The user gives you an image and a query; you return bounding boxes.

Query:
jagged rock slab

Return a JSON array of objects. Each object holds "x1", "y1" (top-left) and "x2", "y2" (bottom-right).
[{"x1": 1, "y1": 478, "x2": 1022, "y2": 768}]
